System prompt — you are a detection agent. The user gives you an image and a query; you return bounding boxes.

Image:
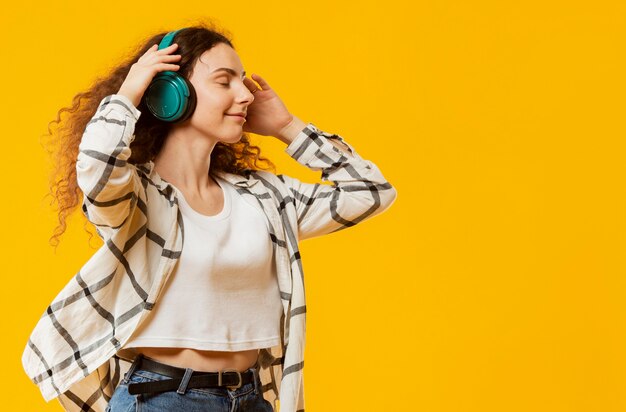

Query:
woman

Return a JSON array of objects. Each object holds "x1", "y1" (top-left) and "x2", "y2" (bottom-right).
[{"x1": 22, "y1": 21, "x2": 397, "y2": 412}]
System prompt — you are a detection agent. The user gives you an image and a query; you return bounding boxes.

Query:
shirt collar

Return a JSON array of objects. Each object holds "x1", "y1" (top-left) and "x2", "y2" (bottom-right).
[{"x1": 137, "y1": 160, "x2": 259, "y2": 191}]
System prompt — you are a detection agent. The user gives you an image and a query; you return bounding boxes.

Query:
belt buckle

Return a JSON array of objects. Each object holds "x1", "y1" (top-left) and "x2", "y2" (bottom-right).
[{"x1": 218, "y1": 368, "x2": 242, "y2": 390}]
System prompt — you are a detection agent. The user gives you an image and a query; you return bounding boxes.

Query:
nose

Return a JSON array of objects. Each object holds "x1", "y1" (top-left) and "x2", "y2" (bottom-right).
[{"x1": 237, "y1": 83, "x2": 255, "y2": 106}]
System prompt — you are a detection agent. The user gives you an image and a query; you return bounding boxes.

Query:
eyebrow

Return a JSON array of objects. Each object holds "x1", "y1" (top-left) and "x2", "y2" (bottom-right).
[{"x1": 211, "y1": 67, "x2": 246, "y2": 79}]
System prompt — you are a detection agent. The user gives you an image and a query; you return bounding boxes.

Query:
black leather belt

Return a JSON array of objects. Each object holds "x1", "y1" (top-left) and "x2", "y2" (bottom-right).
[{"x1": 125, "y1": 354, "x2": 255, "y2": 396}]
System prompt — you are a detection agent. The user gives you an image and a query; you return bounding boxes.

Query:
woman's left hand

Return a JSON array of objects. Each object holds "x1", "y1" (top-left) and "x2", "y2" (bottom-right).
[{"x1": 242, "y1": 74, "x2": 294, "y2": 137}]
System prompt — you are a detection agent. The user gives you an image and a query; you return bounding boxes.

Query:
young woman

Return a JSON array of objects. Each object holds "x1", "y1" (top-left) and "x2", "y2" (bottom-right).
[{"x1": 22, "y1": 21, "x2": 397, "y2": 412}]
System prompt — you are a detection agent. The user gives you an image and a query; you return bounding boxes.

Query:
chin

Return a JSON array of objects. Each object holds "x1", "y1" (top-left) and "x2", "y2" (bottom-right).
[{"x1": 222, "y1": 132, "x2": 245, "y2": 144}]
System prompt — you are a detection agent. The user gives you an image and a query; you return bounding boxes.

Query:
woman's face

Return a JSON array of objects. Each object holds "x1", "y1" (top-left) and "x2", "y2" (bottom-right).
[{"x1": 186, "y1": 43, "x2": 255, "y2": 143}]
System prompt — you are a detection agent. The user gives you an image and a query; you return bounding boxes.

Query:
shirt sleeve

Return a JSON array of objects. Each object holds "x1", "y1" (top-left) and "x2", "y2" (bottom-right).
[
  {"x1": 75, "y1": 94, "x2": 143, "y2": 239},
  {"x1": 279, "y1": 122, "x2": 398, "y2": 241}
]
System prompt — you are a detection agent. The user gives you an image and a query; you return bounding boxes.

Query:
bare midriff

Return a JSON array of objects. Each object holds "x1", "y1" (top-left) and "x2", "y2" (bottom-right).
[{"x1": 126, "y1": 347, "x2": 260, "y2": 372}]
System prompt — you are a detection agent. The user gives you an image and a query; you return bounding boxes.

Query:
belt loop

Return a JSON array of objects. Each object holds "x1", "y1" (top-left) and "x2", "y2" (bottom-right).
[
  {"x1": 177, "y1": 368, "x2": 195, "y2": 395},
  {"x1": 124, "y1": 353, "x2": 143, "y2": 383},
  {"x1": 251, "y1": 366, "x2": 260, "y2": 395}
]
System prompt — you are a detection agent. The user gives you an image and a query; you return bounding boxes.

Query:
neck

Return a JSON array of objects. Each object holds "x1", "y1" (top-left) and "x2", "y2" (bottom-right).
[{"x1": 153, "y1": 128, "x2": 220, "y2": 195}]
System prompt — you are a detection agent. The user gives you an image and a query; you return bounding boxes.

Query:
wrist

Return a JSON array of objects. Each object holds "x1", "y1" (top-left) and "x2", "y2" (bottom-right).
[
  {"x1": 117, "y1": 87, "x2": 141, "y2": 108},
  {"x1": 275, "y1": 115, "x2": 307, "y2": 145}
]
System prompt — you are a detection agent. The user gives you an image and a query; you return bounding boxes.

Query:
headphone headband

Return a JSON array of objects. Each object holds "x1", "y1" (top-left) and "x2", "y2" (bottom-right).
[{"x1": 158, "y1": 29, "x2": 184, "y2": 50}]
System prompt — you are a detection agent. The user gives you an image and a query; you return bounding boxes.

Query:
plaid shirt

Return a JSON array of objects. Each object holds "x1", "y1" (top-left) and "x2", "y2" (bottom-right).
[{"x1": 22, "y1": 94, "x2": 397, "y2": 412}]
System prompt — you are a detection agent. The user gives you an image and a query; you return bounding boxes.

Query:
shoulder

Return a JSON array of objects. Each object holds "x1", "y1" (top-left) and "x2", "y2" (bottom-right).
[{"x1": 246, "y1": 169, "x2": 292, "y2": 191}]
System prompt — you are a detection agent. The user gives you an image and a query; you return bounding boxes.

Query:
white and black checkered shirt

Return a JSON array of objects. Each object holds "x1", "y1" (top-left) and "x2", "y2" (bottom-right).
[{"x1": 22, "y1": 94, "x2": 397, "y2": 412}]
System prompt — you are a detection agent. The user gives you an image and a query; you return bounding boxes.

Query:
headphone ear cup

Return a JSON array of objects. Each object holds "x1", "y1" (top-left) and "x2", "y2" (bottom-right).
[
  {"x1": 174, "y1": 77, "x2": 197, "y2": 124},
  {"x1": 143, "y1": 71, "x2": 195, "y2": 123}
]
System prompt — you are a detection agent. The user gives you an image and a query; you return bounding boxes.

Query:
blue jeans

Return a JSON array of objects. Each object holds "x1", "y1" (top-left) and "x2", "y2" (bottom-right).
[{"x1": 105, "y1": 362, "x2": 274, "y2": 412}]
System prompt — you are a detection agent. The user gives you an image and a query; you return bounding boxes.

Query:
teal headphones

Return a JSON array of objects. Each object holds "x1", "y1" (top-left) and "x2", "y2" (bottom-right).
[{"x1": 142, "y1": 28, "x2": 197, "y2": 123}]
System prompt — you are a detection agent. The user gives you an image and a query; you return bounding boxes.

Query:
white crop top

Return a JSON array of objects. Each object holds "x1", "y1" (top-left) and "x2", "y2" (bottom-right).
[{"x1": 122, "y1": 174, "x2": 283, "y2": 352}]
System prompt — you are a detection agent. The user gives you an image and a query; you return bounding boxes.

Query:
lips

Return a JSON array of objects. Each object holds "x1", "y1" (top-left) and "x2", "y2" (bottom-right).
[
  {"x1": 226, "y1": 113, "x2": 246, "y2": 123},
  {"x1": 225, "y1": 113, "x2": 246, "y2": 118}
]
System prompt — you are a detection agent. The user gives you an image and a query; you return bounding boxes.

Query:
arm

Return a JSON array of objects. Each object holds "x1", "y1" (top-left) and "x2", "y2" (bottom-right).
[
  {"x1": 276, "y1": 115, "x2": 354, "y2": 156},
  {"x1": 277, "y1": 120, "x2": 398, "y2": 241},
  {"x1": 76, "y1": 94, "x2": 143, "y2": 238}
]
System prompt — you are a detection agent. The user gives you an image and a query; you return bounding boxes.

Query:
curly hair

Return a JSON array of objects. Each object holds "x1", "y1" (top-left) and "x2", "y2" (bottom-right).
[{"x1": 40, "y1": 19, "x2": 276, "y2": 251}]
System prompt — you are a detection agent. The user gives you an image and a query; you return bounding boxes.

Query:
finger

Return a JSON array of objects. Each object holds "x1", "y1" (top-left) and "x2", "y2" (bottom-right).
[
  {"x1": 243, "y1": 77, "x2": 260, "y2": 92},
  {"x1": 251, "y1": 74, "x2": 271, "y2": 90},
  {"x1": 139, "y1": 44, "x2": 159, "y2": 61},
  {"x1": 156, "y1": 43, "x2": 179, "y2": 54},
  {"x1": 148, "y1": 53, "x2": 180, "y2": 66},
  {"x1": 159, "y1": 63, "x2": 180, "y2": 70}
]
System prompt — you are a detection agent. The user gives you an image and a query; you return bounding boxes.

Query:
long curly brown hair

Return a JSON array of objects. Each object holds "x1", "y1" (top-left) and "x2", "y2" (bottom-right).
[{"x1": 41, "y1": 19, "x2": 276, "y2": 251}]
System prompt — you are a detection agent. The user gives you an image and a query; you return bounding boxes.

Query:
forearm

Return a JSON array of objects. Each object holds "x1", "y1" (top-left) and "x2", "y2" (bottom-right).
[
  {"x1": 77, "y1": 94, "x2": 142, "y2": 231},
  {"x1": 275, "y1": 115, "x2": 353, "y2": 156},
  {"x1": 117, "y1": 86, "x2": 142, "y2": 109}
]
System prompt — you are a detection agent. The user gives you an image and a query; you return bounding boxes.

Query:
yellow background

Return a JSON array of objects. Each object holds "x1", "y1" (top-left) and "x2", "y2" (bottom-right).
[{"x1": 3, "y1": 0, "x2": 626, "y2": 410}]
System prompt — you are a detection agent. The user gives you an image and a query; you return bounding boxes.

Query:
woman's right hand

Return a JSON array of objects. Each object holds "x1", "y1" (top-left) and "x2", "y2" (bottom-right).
[{"x1": 117, "y1": 43, "x2": 182, "y2": 108}]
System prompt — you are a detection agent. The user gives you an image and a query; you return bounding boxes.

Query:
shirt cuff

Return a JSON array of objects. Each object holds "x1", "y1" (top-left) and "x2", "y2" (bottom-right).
[
  {"x1": 284, "y1": 123, "x2": 316, "y2": 156},
  {"x1": 100, "y1": 94, "x2": 142, "y2": 121}
]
